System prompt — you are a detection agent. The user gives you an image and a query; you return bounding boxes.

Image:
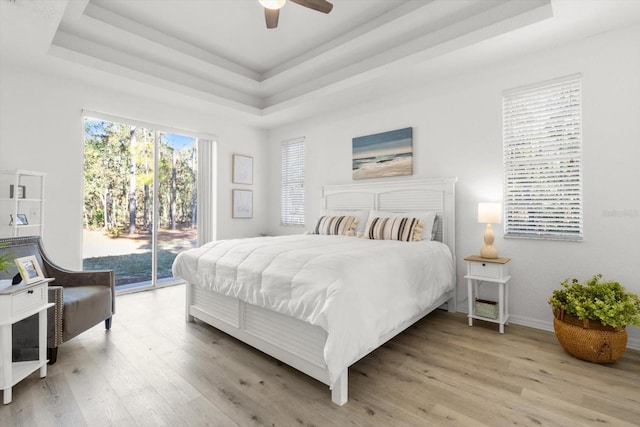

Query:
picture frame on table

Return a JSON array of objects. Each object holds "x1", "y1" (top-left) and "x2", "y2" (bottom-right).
[
  {"x1": 14, "y1": 255, "x2": 45, "y2": 284},
  {"x1": 232, "y1": 189, "x2": 253, "y2": 219},
  {"x1": 232, "y1": 154, "x2": 253, "y2": 185}
]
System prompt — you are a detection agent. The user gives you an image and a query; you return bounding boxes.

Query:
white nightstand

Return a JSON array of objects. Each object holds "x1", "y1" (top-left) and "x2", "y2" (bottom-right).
[
  {"x1": 0, "y1": 278, "x2": 54, "y2": 404},
  {"x1": 464, "y1": 256, "x2": 511, "y2": 334}
]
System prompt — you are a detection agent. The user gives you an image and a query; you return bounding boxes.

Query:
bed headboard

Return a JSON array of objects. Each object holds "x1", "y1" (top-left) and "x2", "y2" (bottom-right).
[{"x1": 321, "y1": 178, "x2": 457, "y2": 256}]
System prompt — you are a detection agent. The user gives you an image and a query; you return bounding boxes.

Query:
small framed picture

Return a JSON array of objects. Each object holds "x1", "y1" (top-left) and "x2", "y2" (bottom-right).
[
  {"x1": 16, "y1": 214, "x2": 28, "y2": 225},
  {"x1": 10, "y1": 184, "x2": 26, "y2": 199},
  {"x1": 15, "y1": 255, "x2": 45, "y2": 284},
  {"x1": 232, "y1": 154, "x2": 253, "y2": 185},
  {"x1": 232, "y1": 189, "x2": 253, "y2": 218}
]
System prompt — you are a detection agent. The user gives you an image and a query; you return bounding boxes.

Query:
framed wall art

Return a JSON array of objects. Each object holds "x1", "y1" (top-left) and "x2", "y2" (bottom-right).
[
  {"x1": 352, "y1": 127, "x2": 413, "y2": 180},
  {"x1": 232, "y1": 189, "x2": 253, "y2": 218},
  {"x1": 232, "y1": 154, "x2": 253, "y2": 185}
]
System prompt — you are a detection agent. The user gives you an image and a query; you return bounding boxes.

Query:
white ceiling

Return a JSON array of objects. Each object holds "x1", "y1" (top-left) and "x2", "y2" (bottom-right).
[{"x1": 2, "y1": 0, "x2": 640, "y2": 129}]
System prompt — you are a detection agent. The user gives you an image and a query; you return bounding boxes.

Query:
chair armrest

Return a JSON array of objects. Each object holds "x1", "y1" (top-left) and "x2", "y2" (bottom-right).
[
  {"x1": 47, "y1": 267, "x2": 114, "y2": 288},
  {"x1": 47, "y1": 285, "x2": 64, "y2": 348}
]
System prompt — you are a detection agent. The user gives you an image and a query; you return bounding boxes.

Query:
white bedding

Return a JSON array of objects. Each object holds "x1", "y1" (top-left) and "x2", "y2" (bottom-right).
[{"x1": 172, "y1": 234, "x2": 454, "y2": 383}]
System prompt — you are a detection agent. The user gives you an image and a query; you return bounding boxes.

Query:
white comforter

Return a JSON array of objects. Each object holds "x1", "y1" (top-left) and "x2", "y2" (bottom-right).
[{"x1": 172, "y1": 234, "x2": 454, "y2": 383}]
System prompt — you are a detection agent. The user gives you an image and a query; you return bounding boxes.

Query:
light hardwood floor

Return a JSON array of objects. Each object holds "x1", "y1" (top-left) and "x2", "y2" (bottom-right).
[{"x1": 1, "y1": 284, "x2": 639, "y2": 426}]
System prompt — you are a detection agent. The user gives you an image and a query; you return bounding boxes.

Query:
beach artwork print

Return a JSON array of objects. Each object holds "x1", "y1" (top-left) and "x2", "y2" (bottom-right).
[{"x1": 352, "y1": 127, "x2": 413, "y2": 180}]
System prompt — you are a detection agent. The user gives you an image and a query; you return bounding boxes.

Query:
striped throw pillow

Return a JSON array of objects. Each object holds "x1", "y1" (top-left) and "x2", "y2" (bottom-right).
[
  {"x1": 363, "y1": 217, "x2": 424, "y2": 242},
  {"x1": 313, "y1": 216, "x2": 360, "y2": 236}
]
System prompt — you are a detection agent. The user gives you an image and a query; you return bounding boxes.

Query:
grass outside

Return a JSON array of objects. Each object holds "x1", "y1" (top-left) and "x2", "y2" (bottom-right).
[
  {"x1": 83, "y1": 251, "x2": 179, "y2": 286},
  {"x1": 82, "y1": 228, "x2": 197, "y2": 287}
]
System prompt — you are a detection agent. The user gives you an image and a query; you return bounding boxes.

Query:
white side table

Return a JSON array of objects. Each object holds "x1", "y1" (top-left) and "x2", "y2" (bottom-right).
[
  {"x1": 464, "y1": 256, "x2": 511, "y2": 334},
  {"x1": 0, "y1": 278, "x2": 54, "y2": 404}
]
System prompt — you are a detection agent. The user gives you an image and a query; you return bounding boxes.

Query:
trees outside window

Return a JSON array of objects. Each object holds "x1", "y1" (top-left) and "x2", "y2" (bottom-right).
[{"x1": 83, "y1": 118, "x2": 198, "y2": 288}]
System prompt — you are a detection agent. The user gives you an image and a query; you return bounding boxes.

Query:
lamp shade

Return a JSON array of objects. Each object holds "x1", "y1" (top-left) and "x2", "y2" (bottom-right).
[
  {"x1": 259, "y1": 0, "x2": 286, "y2": 9},
  {"x1": 478, "y1": 202, "x2": 502, "y2": 224}
]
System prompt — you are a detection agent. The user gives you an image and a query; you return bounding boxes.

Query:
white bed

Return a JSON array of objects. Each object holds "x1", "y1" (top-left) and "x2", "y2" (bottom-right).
[{"x1": 173, "y1": 178, "x2": 457, "y2": 405}]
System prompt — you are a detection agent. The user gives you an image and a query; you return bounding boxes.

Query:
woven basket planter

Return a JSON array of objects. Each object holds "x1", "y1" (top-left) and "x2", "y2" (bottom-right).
[{"x1": 552, "y1": 309, "x2": 627, "y2": 363}]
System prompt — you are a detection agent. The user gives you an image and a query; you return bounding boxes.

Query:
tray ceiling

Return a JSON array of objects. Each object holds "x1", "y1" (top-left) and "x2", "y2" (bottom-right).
[{"x1": 2, "y1": 0, "x2": 640, "y2": 128}]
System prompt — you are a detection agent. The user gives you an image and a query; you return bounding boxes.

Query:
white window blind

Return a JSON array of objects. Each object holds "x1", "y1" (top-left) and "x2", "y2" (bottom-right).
[
  {"x1": 503, "y1": 74, "x2": 583, "y2": 240},
  {"x1": 281, "y1": 138, "x2": 305, "y2": 226}
]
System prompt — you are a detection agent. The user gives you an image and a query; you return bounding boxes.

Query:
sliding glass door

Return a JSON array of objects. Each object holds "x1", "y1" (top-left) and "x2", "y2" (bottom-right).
[
  {"x1": 83, "y1": 118, "x2": 198, "y2": 291},
  {"x1": 156, "y1": 132, "x2": 198, "y2": 285}
]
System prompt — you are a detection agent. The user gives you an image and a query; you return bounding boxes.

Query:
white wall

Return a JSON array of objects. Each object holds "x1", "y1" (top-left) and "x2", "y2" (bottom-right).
[
  {"x1": 1, "y1": 21, "x2": 637, "y2": 349},
  {"x1": 266, "y1": 24, "x2": 640, "y2": 348},
  {"x1": 0, "y1": 64, "x2": 269, "y2": 269}
]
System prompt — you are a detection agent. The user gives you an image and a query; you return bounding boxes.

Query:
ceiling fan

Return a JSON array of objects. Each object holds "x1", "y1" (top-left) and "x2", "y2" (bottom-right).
[{"x1": 259, "y1": 0, "x2": 333, "y2": 29}]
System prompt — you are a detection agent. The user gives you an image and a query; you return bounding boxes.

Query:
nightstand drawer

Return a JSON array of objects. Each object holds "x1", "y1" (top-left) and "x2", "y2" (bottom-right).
[
  {"x1": 12, "y1": 284, "x2": 46, "y2": 318},
  {"x1": 468, "y1": 261, "x2": 508, "y2": 280}
]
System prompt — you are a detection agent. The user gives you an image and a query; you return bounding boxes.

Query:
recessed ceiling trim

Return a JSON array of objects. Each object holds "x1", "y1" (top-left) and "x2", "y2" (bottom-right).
[
  {"x1": 259, "y1": 0, "x2": 500, "y2": 95},
  {"x1": 262, "y1": 0, "x2": 433, "y2": 80},
  {"x1": 49, "y1": 31, "x2": 265, "y2": 112},
  {"x1": 46, "y1": 0, "x2": 553, "y2": 116},
  {"x1": 262, "y1": 0, "x2": 553, "y2": 108},
  {"x1": 38, "y1": 0, "x2": 552, "y2": 124},
  {"x1": 84, "y1": 0, "x2": 262, "y2": 82},
  {"x1": 55, "y1": 16, "x2": 263, "y2": 95}
]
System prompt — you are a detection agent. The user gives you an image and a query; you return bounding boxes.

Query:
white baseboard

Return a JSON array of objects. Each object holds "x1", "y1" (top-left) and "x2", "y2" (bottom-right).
[
  {"x1": 508, "y1": 314, "x2": 554, "y2": 333},
  {"x1": 507, "y1": 314, "x2": 640, "y2": 350},
  {"x1": 456, "y1": 305, "x2": 640, "y2": 351}
]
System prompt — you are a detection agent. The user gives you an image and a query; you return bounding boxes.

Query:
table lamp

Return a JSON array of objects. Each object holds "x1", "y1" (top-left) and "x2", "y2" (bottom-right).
[{"x1": 478, "y1": 202, "x2": 502, "y2": 259}]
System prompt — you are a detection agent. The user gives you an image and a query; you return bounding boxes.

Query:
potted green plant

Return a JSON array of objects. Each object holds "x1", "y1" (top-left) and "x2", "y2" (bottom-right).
[
  {"x1": 0, "y1": 244, "x2": 15, "y2": 289},
  {"x1": 548, "y1": 274, "x2": 640, "y2": 363},
  {"x1": 0, "y1": 246, "x2": 14, "y2": 274}
]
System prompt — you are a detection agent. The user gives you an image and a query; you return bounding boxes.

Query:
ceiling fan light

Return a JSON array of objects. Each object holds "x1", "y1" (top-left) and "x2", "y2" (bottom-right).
[{"x1": 259, "y1": 0, "x2": 286, "y2": 10}]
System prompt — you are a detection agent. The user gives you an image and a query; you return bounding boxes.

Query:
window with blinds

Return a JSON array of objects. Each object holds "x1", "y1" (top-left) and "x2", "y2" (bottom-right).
[
  {"x1": 281, "y1": 138, "x2": 305, "y2": 226},
  {"x1": 503, "y1": 74, "x2": 583, "y2": 240}
]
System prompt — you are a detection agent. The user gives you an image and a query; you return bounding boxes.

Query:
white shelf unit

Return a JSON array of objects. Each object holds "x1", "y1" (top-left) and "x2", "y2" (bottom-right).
[
  {"x1": 0, "y1": 278, "x2": 54, "y2": 404},
  {"x1": 0, "y1": 170, "x2": 45, "y2": 238}
]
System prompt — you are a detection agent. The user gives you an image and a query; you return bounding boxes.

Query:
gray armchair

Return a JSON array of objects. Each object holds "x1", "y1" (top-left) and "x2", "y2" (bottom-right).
[{"x1": 0, "y1": 236, "x2": 115, "y2": 364}]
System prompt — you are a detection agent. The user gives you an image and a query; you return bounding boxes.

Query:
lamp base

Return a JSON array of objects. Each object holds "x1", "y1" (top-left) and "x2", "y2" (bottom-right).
[
  {"x1": 480, "y1": 223, "x2": 498, "y2": 258},
  {"x1": 480, "y1": 245, "x2": 499, "y2": 259}
]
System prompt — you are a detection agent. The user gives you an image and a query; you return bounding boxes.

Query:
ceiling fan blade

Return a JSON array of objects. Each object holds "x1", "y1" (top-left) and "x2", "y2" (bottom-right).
[
  {"x1": 264, "y1": 8, "x2": 279, "y2": 28},
  {"x1": 290, "y1": 0, "x2": 333, "y2": 14}
]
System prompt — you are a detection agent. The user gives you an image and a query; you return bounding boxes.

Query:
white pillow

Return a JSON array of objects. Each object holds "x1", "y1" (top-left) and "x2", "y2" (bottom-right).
[
  {"x1": 320, "y1": 210, "x2": 369, "y2": 234},
  {"x1": 366, "y1": 210, "x2": 437, "y2": 240}
]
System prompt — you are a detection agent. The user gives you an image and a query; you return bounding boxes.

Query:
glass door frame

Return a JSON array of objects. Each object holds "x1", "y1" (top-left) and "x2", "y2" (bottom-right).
[{"x1": 81, "y1": 110, "x2": 216, "y2": 295}]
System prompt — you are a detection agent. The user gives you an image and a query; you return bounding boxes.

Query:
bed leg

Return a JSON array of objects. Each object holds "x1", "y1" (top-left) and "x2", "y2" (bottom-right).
[
  {"x1": 185, "y1": 284, "x2": 195, "y2": 322},
  {"x1": 331, "y1": 369, "x2": 348, "y2": 406}
]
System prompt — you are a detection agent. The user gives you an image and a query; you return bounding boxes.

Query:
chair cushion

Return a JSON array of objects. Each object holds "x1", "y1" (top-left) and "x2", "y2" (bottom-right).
[{"x1": 62, "y1": 285, "x2": 112, "y2": 341}]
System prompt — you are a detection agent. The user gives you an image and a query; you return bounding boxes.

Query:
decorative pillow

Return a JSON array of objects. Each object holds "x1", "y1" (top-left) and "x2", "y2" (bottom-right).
[
  {"x1": 313, "y1": 215, "x2": 360, "y2": 236},
  {"x1": 367, "y1": 210, "x2": 437, "y2": 240},
  {"x1": 363, "y1": 217, "x2": 424, "y2": 242},
  {"x1": 321, "y1": 210, "x2": 369, "y2": 233}
]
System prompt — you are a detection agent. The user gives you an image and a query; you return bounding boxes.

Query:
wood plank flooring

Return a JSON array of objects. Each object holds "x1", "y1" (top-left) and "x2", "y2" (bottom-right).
[{"x1": 1, "y1": 284, "x2": 639, "y2": 426}]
